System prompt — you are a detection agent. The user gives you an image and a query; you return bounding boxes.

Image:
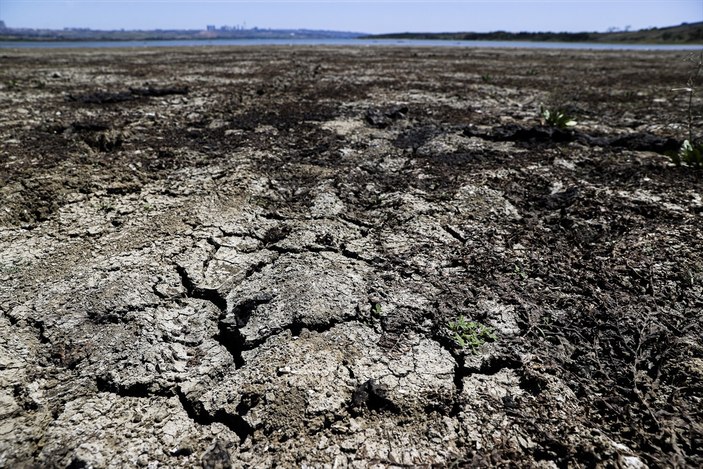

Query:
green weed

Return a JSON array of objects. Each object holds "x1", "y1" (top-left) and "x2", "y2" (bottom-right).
[
  {"x1": 447, "y1": 315, "x2": 497, "y2": 353},
  {"x1": 672, "y1": 139, "x2": 703, "y2": 167},
  {"x1": 98, "y1": 201, "x2": 115, "y2": 212},
  {"x1": 539, "y1": 105, "x2": 577, "y2": 129},
  {"x1": 670, "y1": 52, "x2": 702, "y2": 167}
]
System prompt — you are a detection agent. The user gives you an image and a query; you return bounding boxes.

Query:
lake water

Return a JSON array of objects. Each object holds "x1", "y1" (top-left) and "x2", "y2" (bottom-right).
[{"x1": 1, "y1": 38, "x2": 702, "y2": 51}]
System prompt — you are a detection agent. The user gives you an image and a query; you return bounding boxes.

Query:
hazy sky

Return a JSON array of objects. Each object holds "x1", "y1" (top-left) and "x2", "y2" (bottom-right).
[{"x1": 1, "y1": 1, "x2": 701, "y2": 34}]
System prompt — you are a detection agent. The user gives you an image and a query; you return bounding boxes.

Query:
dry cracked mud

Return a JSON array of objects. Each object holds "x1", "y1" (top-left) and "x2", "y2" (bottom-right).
[{"x1": 1, "y1": 45, "x2": 702, "y2": 467}]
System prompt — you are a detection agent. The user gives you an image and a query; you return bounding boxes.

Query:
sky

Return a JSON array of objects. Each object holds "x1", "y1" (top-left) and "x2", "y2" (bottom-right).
[{"x1": 0, "y1": 0, "x2": 701, "y2": 34}]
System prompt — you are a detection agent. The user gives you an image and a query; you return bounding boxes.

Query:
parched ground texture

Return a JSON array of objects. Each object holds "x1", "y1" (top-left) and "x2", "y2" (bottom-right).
[{"x1": 0, "y1": 45, "x2": 702, "y2": 468}]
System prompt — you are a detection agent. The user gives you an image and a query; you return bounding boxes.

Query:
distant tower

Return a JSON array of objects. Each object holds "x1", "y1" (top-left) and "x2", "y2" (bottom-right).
[
  {"x1": 206, "y1": 25, "x2": 216, "y2": 31},
  {"x1": 0, "y1": 21, "x2": 6, "y2": 30}
]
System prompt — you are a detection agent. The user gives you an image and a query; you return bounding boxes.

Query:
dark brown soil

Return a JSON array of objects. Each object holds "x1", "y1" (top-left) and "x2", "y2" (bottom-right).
[{"x1": 1, "y1": 46, "x2": 701, "y2": 468}]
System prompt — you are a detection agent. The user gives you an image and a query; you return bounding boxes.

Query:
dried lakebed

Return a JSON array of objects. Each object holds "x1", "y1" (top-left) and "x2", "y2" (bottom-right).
[{"x1": 1, "y1": 46, "x2": 702, "y2": 467}]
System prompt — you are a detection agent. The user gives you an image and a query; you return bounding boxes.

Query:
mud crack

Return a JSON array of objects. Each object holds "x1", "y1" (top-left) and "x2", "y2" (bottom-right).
[
  {"x1": 175, "y1": 264, "x2": 245, "y2": 367},
  {"x1": 95, "y1": 375, "x2": 175, "y2": 398},
  {"x1": 176, "y1": 264, "x2": 227, "y2": 313},
  {"x1": 176, "y1": 388, "x2": 253, "y2": 444}
]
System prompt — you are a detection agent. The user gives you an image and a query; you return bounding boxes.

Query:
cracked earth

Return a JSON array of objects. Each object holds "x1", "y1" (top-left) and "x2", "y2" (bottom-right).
[{"x1": 1, "y1": 46, "x2": 702, "y2": 467}]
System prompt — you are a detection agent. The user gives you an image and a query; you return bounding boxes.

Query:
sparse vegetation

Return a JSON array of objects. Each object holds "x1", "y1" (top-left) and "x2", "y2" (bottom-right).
[
  {"x1": 539, "y1": 105, "x2": 577, "y2": 129},
  {"x1": 670, "y1": 52, "x2": 702, "y2": 167},
  {"x1": 447, "y1": 315, "x2": 497, "y2": 352},
  {"x1": 513, "y1": 263, "x2": 528, "y2": 281},
  {"x1": 673, "y1": 139, "x2": 703, "y2": 166},
  {"x1": 98, "y1": 201, "x2": 114, "y2": 212}
]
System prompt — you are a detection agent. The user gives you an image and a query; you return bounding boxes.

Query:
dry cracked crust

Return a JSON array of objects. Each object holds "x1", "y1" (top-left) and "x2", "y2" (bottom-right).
[{"x1": 0, "y1": 46, "x2": 702, "y2": 467}]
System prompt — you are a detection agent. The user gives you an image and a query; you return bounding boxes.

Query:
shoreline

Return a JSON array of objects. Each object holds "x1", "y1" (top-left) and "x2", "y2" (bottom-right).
[{"x1": 1, "y1": 37, "x2": 702, "y2": 50}]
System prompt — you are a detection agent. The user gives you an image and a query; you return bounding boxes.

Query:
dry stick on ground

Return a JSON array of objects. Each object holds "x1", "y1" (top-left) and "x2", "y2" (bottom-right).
[{"x1": 671, "y1": 51, "x2": 703, "y2": 144}]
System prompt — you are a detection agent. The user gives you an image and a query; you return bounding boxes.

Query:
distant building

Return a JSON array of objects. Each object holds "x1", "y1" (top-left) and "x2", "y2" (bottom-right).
[
  {"x1": 206, "y1": 25, "x2": 216, "y2": 31},
  {"x1": 0, "y1": 21, "x2": 6, "y2": 30}
]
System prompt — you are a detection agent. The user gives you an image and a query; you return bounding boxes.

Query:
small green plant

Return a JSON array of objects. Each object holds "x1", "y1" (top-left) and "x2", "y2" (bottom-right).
[
  {"x1": 539, "y1": 105, "x2": 577, "y2": 129},
  {"x1": 513, "y1": 263, "x2": 528, "y2": 281},
  {"x1": 672, "y1": 139, "x2": 703, "y2": 167},
  {"x1": 250, "y1": 195, "x2": 273, "y2": 209},
  {"x1": 480, "y1": 74, "x2": 493, "y2": 84},
  {"x1": 98, "y1": 201, "x2": 114, "y2": 212},
  {"x1": 670, "y1": 52, "x2": 702, "y2": 167},
  {"x1": 0, "y1": 264, "x2": 20, "y2": 276},
  {"x1": 447, "y1": 315, "x2": 497, "y2": 353},
  {"x1": 372, "y1": 303, "x2": 383, "y2": 317}
]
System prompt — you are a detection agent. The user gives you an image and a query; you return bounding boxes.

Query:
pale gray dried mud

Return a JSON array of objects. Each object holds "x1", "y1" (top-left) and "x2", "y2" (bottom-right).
[{"x1": 1, "y1": 46, "x2": 701, "y2": 467}]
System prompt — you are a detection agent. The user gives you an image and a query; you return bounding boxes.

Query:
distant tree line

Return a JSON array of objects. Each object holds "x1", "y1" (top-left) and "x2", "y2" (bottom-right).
[{"x1": 364, "y1": 22, "x2": 703, "y2": 44}]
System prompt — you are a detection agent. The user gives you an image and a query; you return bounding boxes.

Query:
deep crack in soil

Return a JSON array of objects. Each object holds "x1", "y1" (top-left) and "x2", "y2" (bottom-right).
[{"x1": 1, "y1": 45, "x2": 702, "y2": 467}]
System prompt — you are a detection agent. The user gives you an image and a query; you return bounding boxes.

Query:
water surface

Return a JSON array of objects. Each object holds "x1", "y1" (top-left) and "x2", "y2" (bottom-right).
[{"x1": 1, "y1": 38, "x2": 701, "y2": 50}]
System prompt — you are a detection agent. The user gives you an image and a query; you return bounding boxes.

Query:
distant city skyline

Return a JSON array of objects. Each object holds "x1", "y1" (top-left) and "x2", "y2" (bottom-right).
[{"x1": 1, "y1": 1, "x2": 701, "y2": 34}]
